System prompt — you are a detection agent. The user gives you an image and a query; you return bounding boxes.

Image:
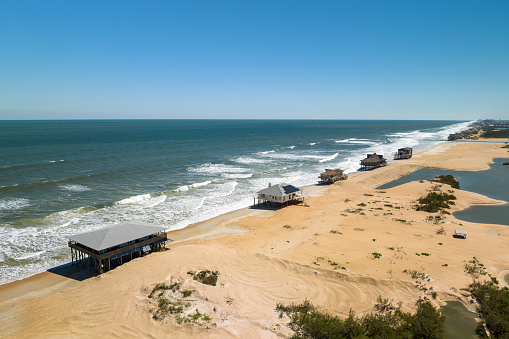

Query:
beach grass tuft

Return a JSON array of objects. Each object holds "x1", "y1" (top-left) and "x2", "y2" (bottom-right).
[{"x1": 192, "y1": 270, "x2": 220, "y2": 286}]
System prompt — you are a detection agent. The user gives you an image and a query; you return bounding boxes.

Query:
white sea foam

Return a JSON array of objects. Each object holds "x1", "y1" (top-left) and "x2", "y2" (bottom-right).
[
  {"x1": 193, "y1": 197, "x2": 206, "y2": 210},
  {"x1": 336, "y1": 158, "x2": 360, "y2": 174},
  {"x1": 221, "y1": 173, "x2": 254, "y2": 179},
  {"x1": 335, "y1": 138, "x2": 378, "y2": 145},
  {"x1": 319, "y1": 152, "x2": 339, "y2": 163},
  {"x1": 15, "y1": 250, "x2": 47, "y2": 261},
  {"x1": 58, "y1": 184, "x2": 92, "y2": 192},
  {"x1": 0, "y1": 198, "x2": 30, "y2": 211},
  {"x1": 309, "y1": 142, "x2": 317, "y2": 145},
  {"x1": 145, "y1": 195, "x2": 167, "y2": 207},
  {"x1": 190, "y1": 181, "x2": 212, "y2": 188},
  {"x1": 209, "y1": 181, "x2": 238, "y2": 198},
  {"x1": 116, "y1": 194, "x2": 151, "y2": 205},
  {"x1": 188, "y1": 163, "x2": 249, "y2": 174},
  {"x1": 173, "y1": 181, "x2": 213, "y2": 192},
  {"x1": 234, "y1": 157, "x2": 270, "y2": 164},
  {"x1": 288, "y1": 145, "x2": 295, "y2": 149},
  {"x1": 260, "y1": 152, "x2": 325, "y2": 161},
  {"x1": 257, "y1": 150, "x2": 276, "y2": 155}
]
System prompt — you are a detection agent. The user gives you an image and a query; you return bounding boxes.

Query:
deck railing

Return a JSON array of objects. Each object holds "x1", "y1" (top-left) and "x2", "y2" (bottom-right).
[{"x1": 68, "y1": 234, "x2": 167, "y2": 261}]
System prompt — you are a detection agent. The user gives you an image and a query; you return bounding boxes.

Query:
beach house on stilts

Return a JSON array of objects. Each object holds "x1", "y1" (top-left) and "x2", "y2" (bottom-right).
[
  {"x1": 360, "y1": 153, "x2": 387, "y2": 170},
  {"x1": 318, "y1": 169, "x2": 348, "y2": 184},
  {"x1": 254, "y1": 183, "x2": 303, "y2": 208},
  {"x1": 394, "y1": 147, "x2": 413, "y2": 160},
  {"x1": 68, "y1": 220, "x2": 167, "y2": 274}
]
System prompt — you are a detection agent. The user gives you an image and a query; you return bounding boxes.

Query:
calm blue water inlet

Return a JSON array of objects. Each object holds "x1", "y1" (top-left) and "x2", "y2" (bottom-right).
[
  {"x1": 377, "y1": 158, "x2": 509, "y2": 226},
  {"x1": 0, "y1": 119, "x2": 469, "y2": 284}
]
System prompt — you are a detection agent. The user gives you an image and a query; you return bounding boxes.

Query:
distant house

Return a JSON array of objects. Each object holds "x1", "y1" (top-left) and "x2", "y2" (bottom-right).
[
  {"x1": 360, "y1": 153, "x2": 387, "y2": 170},
  {"x1": 394, "y1": 147, "x2": 413, "y2": 160},
  {"x1": 255, "y1": 183, "x2": 303, "y2": 207},
  {"x1": 68, "y1": 220, "x2": 167, "y2": 273},
  {"x1": 318, "y1": 169, "x2": 348, "y2": 184},
  {"x1": 448, "y1": 133, "x2": 463, "y2": 141}
]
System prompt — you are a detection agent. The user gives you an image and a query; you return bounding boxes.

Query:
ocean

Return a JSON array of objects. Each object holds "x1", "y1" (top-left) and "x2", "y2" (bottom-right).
[{"x1": 0, "y1": 119, "x2": 470, "y2": 285}]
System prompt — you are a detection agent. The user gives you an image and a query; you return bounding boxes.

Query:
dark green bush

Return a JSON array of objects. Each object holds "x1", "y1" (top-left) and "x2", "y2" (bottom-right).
[
  {"x1": 482, "y1": 129, "x2": 509, "y2": 138},
  {"x1": 469, "y1": 281, "x2": 509, "y2": 338},
  {"x1": 416, "y1": 192, "x2": 457, "y2": 213},
  {"x1": 276, "y1": 298, "x2": 445, "y2": 339},
  {"x1": 432, "y1": 175, "x2": 460, "y2": 189},
  {"x1": 193, "y1": 270, "x2": 219, "y2": 286}
]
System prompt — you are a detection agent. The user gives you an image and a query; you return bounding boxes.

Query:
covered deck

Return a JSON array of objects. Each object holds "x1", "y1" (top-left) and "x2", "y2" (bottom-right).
[
  {"x1": 318, "y1": 168, "x2": 348, "y2": 184},
  {"x1": 360, "y1": 153, "x2": 387, "y2": 170},
  {"x1": 68, "y1": 220, "x2": 167, "y2": 273},
  {"x1": 394, "y1": 147, "x2": 413, "y2": 160}
]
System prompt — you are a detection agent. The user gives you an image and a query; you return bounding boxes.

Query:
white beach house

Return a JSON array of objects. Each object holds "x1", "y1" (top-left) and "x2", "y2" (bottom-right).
[{"x1": 255, "y1": 183, "x2": 303, "y2": 207}]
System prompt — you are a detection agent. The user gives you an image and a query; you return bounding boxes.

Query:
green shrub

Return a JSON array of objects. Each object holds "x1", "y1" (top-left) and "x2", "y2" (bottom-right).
[
  {"x1": 482, "y1": 129, "x2": 509, "y2": 138},
  {"x1": 149, "y1": 282, "x2": 181, "y2": 298},
  {"x1": 193, "y1": 270, "x2": 219, "y2": 286},
  {"x1": 276, "y1": 298, "x2": 445, "y2": 339},
  {"x1": 416, "y1": 192, "x2": 457, "y2": 213},
  {"x1": 432, "y1": 175, "x2": 460, "y2": 189},
  {"x1": 469, "y1": 281, "x2": 509, "y2": 338}
]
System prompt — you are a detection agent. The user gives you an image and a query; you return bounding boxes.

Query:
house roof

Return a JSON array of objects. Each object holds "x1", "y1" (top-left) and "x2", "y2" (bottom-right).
[
  {"x1": 257, "y1": 183, "x2": 301, "y2": 197},
  {"x1": 68, "y1": 220, "x2": 167, "y2": 251},
  {"x1": 323, "y1": 168, "x2": 344, "y2": 175},
  {"x1": 361, "y1": 153, "x2": 386, "y2": 164}
]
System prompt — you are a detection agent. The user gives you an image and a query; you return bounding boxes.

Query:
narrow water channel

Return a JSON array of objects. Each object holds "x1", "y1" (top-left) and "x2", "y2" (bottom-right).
[{"x1": 442, "y1": 301, "x2": 478, "y2": 339}]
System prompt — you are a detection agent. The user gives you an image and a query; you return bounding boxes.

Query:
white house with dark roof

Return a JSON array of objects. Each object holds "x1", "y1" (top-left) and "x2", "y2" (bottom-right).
[{"x1": 255, "y1": 183, "x2": 303, "y2": 207}]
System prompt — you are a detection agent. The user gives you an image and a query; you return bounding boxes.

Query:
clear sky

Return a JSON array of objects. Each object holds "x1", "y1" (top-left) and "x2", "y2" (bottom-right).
[{"x1": 1, "y1": 1, "x2": 508, "y2": 120}]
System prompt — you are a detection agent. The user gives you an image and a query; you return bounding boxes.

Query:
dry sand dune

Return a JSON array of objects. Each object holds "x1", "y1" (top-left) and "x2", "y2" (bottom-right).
[{"x1": 1, "y1": 140, "x2": 509, "y2": 338}]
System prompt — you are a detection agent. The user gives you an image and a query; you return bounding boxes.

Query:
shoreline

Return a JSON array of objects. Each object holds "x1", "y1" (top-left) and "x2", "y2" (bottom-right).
[{"x1": 2, "y1": 140, "x2": 509, "y2": 338}]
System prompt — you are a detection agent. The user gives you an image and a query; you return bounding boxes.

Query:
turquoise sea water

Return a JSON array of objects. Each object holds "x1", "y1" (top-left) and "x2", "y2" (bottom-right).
[
  {"x1": 0, "y1": 119, "x2": 469, "y2": 284},
  {"x1": 377, "y1": 157, "x2": 509, "y2": 226}
]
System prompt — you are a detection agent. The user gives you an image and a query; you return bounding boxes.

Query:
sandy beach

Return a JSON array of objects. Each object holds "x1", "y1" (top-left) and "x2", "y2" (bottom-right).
[{"x1": 1, "y1": 140, "x2": 509, "y2": 339}]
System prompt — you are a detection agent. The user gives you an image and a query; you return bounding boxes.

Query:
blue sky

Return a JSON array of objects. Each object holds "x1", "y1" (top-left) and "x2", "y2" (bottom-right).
[{"x1": 1, "y1": 1, "x2": 508, "y2": 120}]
